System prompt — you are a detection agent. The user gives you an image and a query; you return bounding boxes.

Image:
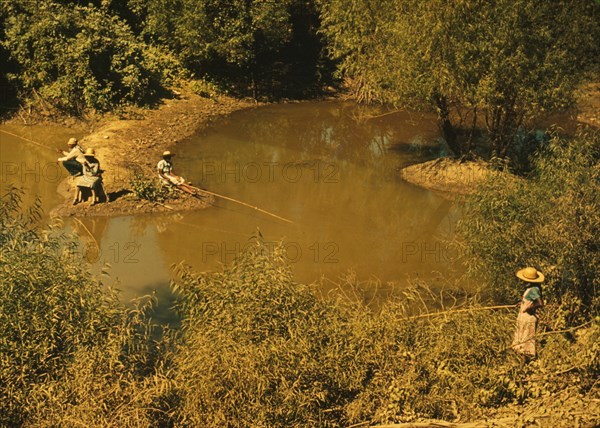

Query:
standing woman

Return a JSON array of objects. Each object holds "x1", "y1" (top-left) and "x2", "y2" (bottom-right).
[{"x1": 512, "y1": 267, "x2": 544, "y2": 362}]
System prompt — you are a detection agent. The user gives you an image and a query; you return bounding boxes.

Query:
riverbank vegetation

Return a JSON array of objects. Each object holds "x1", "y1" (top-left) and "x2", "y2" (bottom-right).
[
  {"x1": 2, "y1": 126, "x2": 599, "y2": 426},
  {"x1": 318, "y1": 0, "x2": 600, "y2": 159},
  {"x1": 458, "y1": 130, "x2": 600, "y2": 324}
]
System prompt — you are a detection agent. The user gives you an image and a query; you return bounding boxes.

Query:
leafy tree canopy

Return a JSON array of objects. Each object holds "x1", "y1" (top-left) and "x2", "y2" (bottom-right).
[{"x1": 1, "y1": 0, "x2": 182, "y2": 113}]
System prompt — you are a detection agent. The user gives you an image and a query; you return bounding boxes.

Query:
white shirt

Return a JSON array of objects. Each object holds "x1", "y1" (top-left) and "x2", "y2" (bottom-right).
[
  {"x1": 157, "y1": 159, "x2": 173, "y2": 175},
  {"x1": 58, "y1": 145, "x2": 85, "y2": 163}
]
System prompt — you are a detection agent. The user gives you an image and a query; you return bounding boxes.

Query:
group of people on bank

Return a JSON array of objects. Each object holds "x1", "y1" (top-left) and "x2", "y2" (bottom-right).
[
  {"x1": 58, "y1": 138, "x2": 196, "y2": 206},
  {"x1": 57, "y1": 138, "x2": 103, "y2": 206}
]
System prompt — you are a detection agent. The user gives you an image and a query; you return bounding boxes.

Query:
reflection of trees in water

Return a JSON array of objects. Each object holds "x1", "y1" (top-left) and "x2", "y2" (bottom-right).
[
  {"x1": 233, "y1": 102, "x2": 440, "y2": 166},
  {"x1": 149, "y1": 102, "x2": 458, "y2": 284}
]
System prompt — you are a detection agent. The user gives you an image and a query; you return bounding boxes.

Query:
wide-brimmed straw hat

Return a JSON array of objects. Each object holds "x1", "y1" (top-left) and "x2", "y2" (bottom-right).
[
  {"x1": 84, "y1": 148, "x2": 96, "y2": 157},
  {"x1": 516, "y1": 267, "x2": 544, "y2": 283},
  {"x1": 162, "y1": 150, "x2": 174, "y2": 157},
  {"x1": 67, "y1": 138, "x2": 78, "y2": 146}
]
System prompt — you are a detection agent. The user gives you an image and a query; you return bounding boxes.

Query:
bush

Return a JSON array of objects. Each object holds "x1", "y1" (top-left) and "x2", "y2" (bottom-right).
[
  {"x1": 1, "y1": 1, "x2": 184, "y2": 113},
  {"x1": 0, "y1": 188, "x2": 165, "y2": 426},
  {"x1": 169, "y1": 239, "x2": 599, "y2": 426},
  {"x1": 130, "y1": 172, "x2": 174, "y2": 203},
  {"x1": 169, "y1": 238, "x2": 365, "y2": 426},
  {"x1": 457, "y1": 129, "x2": 600, "y2": 324}
]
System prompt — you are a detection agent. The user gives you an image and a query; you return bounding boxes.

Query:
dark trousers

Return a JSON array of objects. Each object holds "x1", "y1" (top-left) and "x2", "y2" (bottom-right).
[{"x1": 62, "y1": 159, "x2": 83, "y2": 176}]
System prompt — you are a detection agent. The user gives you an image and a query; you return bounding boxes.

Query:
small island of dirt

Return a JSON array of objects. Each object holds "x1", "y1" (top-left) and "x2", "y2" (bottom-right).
[
  {"x1": 400, "y1": 158, "x2": 503, "y2": 199},
  {"x1": 46, "y1": 89, "x2": 256, "y2": 217}
]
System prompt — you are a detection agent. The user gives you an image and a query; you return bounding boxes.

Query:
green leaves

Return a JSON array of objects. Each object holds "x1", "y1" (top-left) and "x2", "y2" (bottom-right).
[
  {"x1": 458, "y1": 129, "x2": 600, "y2": 322},
  {"x1": 1, "y1": 1, "x2": 184, "y2": 113}
]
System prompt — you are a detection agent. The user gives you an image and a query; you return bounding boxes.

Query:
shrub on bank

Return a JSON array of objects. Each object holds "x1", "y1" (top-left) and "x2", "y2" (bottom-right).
[
  {"x1": 0, "y1": 188, "x2": 165, "y2": 426},
  {"x1": 457, "y1": 129, "x2": 600, "y2": 325},
  {"x1": 1, "y1": 2, "x2": 184, "y2": 114},
  {"x1": 168, "y1": 238, "x2": 598, "y2": 426},
  {"x1": 130, "y1": 172, "x2": 175, "y2": 203}
]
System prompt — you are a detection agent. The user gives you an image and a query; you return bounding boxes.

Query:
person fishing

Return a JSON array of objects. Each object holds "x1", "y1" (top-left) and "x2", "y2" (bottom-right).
[
  {"x1": 57, "y1": 137, "x2": 85, "y2": 177},
  {"x1": 74, "y1": 148, "x2": 104, "y2": 206},
  {"x1": 156, "y1": 151, "x2": 293, "y2": 224},
  {"x1": 157, "y1": 150, "x2": 198, "y2": 195},
  {"x1": 512, "y1": 267, "x2": 544, "y2": 363}
]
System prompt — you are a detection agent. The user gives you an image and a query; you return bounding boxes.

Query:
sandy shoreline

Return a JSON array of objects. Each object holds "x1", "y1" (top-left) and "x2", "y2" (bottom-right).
[{"x1": 399, "y1": 158, "x2": 495, "y2": 199}]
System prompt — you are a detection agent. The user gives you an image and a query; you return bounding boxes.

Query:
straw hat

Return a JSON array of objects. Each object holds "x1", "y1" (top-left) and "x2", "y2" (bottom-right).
[
  {"x1": 162, "y1": 150, "x2": 174, "y2": 157},
  {"x1": 516, "y1": 267, "x2": 544, "y2": 283},
  {"x1": 67, "y1": 138, "x2": 78, "y2": 146},
  {"x1": 84, "y1": 148, "x2": 96, "y2": 157}
]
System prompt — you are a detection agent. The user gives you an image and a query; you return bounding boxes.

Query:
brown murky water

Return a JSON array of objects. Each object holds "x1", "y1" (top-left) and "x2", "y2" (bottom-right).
[{"x1": 1, "y1": 101, "x2": 462, "y2": 308}]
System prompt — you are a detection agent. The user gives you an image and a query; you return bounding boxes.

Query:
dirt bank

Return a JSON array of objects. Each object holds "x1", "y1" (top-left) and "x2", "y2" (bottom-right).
[
  {"x1": 14, "y1": 88, "x2": 257, "y2": 217},
  {"x1": 400, "y1": 158, "x2": 504, "y2": 199},
  {"x1": 402, "y1": 79, "x2": 600, "y2": 198}
]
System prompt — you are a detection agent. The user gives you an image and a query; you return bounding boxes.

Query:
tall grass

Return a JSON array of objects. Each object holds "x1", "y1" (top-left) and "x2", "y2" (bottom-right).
[{"x1": 0, "y1": 188, "x2": 166, "y2": 426}]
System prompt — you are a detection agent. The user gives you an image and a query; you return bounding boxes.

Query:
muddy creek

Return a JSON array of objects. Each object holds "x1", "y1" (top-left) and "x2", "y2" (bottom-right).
[{"x1": 1, "y1": 101, "x2": 462, "y2": 307}]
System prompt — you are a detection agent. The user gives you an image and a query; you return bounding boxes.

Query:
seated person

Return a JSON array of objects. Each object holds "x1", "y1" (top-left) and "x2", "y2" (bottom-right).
[
  {"x1": 157, "y1": 150, "x2": 197, "y2": 195},
  {"x1": 57, "y1": 138, "x2": 85, "y2": 177},
  {"x1": 74, "y1": 148, "x2": 103, "y2": 206}
]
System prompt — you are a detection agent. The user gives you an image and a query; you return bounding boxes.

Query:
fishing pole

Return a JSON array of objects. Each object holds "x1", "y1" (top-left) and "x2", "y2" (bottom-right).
[
  {"x1": 0, "y1": 128, "x2": 57, "y2": 152},
  {"x1": 403, "y1": 304, "x2": 515, "y2": 321},
  {"x1": 187, "y1": 184, "x2": 294, "y2": 225}
]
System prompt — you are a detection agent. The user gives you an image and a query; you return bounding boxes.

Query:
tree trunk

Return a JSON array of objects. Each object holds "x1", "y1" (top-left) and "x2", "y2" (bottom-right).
[{"x1": 434, "y1": 94, "x2": 461, "y2": 157}]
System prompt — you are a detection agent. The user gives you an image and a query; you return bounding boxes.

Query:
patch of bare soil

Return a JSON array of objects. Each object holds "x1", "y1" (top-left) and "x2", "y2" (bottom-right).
[
  {"x1": 400, "y1": 158, "x2": 503, "y2": 199},
  {"x1": 26, "y1": 89, "x2": 256, "y2": 217},
  {"x1": 51, "y1": 177, "x2": 216, "y2": 217}
]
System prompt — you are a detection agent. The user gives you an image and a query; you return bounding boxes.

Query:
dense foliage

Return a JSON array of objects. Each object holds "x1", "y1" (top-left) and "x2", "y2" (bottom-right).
[
  {"x1": 0, "y1": 189, "x2": 164, "y2": 425},
  {"x1": 458, "y1": 130, "x2": 600, "y2": 325},
  {"x1": 318, "y1": 0, "x2": 600, "y2": 157},
  {"x1": 0, "y1": 197, "x2": 598, "y2": 426},
  {"x1": 0, "y1": 0, "x2": 330, "y2": 111},
  {"x1": 129, "y1": 0, "x2": 330, "y2": 98},
  {"x1": 0, "y1": 0, "x2": 182, "y2": 113}
]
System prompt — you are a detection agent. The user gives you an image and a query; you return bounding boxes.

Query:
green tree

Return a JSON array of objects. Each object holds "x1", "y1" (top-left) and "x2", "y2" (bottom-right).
[
  {"x1": 318, "y1": 0, "x2": 600, "y2": 158},
  {"x1": 1, "y1": 0, "x2": 182, "y2": 113},
  {"x1": 131, "y1": 0, "x2": 329, "y2": 98}
]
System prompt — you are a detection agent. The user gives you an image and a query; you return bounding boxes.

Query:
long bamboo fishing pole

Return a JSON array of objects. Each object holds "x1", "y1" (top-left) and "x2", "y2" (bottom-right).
[
  {"x1": 188, "y1": 184, "x2": 294, "y2": 224},
  {"x1": 403, "y1": 304, "x2": 515, "y2": 321},
  {"x1": 0, "y1": 128, "x2": 57, "y2": 152}
]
